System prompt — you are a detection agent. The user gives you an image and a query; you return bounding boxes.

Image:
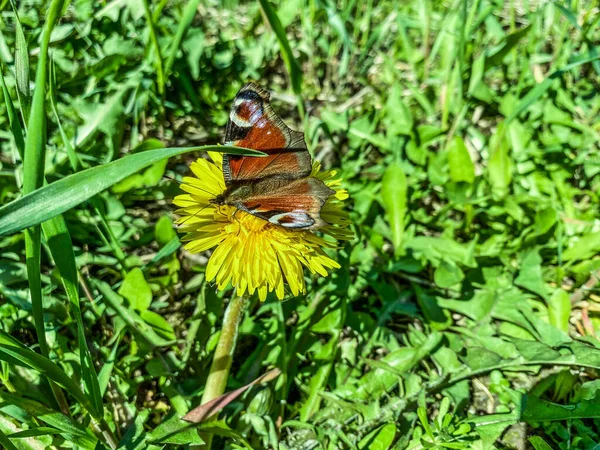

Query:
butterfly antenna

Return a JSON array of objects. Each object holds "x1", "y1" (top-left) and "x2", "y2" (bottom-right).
[
  {"x1": 163, "y1": 175, "x2": 182, "y2": 184},
  {"x1": 163, "y1": 175, "x2": 217, "y2": 197},
  {"x1": 177, "y1": 202, "x2": 212, "y2": 227}
]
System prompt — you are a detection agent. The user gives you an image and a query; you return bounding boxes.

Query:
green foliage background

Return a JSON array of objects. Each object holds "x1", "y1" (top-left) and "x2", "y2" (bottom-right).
[{"x1": 1, "y1": 0, "x2": 600, "y2": 448}]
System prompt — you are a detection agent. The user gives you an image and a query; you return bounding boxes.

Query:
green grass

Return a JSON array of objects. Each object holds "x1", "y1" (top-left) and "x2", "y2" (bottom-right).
[{"x1": 1, "y1": 0, "x2": 600, "y2": 449}]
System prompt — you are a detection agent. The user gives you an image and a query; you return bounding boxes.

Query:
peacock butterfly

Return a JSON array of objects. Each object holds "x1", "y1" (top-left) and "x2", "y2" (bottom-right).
[{"x1": 212, "y1": 83, "x2": 334, "y2": 230}]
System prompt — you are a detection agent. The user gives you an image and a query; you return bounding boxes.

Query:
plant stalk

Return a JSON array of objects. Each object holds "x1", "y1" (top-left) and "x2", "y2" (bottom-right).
[
  {"x1": 22, "y1": 0, "x2": 70, "y2": 416},
  {"x1": 142, "y1": 0, "x2": 166, "y2": 120},
  {"x1": 91, "y1": 418, "x2": 119, "y2": 450},
  {"x1": 200, "y1": 295, "x2": 247, "y2": 448}
]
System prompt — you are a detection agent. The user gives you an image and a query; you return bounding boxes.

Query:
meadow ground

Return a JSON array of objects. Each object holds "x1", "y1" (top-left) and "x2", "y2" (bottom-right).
[{"x1": 1, "y1": 0, "x2": 600, "y2": 449}]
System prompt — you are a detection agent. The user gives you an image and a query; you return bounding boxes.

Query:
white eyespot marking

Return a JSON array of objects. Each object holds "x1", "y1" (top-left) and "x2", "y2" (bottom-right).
[
  {"x1": 230, "y1": 98, "x2": 262, "y2": 128},
  {"x1": 269, "y1": 212, "x2": 315, "y2": 229}
]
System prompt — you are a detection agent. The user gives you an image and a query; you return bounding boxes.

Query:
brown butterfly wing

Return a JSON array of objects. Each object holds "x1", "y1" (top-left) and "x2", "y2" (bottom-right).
[
  {"x1": 233, "y1": 178, "x2": 334, "y2": 230},
  {"x1": 222, "y1": 83, "x2": 312, "y2": 183}
]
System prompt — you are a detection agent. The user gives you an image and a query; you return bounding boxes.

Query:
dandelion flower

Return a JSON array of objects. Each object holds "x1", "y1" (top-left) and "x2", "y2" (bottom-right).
[{"x1": 173, "y1": 152, "x2": 353, "y2": 301}]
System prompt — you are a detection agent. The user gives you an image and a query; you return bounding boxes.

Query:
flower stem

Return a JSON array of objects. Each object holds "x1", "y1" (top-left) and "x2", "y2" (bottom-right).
[{"x1": 200, "y1": 295, "x2": 247, "y2": 447}]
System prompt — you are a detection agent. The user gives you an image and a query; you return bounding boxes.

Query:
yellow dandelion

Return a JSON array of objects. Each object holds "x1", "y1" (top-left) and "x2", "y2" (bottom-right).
[{"x1": 173, "y1": 152, "x2": 353, "y2": 301}]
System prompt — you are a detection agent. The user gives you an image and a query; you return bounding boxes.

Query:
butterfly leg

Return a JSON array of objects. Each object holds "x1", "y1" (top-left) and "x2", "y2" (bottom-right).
[{"x1": 232, "y1": 208, "x2": 243, "y2": 237}]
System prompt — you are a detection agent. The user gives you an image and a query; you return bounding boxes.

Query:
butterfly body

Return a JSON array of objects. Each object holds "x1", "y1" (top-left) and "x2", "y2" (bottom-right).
[{"x1": 219, "y1": 83, "x2": 334, "y2": 230}]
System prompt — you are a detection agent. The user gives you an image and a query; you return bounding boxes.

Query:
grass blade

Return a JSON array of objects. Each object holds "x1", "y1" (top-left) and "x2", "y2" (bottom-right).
[
  {"x1": 0, "y1": 331, "x2": 100, "y2": 419},
  {"x1": 42, "y1": 216, "x2": 104, "y2": 418},
  {"x1": 0, "y1": 429, "x2": 19, "y2": 450},
  {"x1": 9, "y1": 0, "x2": 31, "y2": 125},
  {"x1": 381, "y1": 162, "x2": 408, "y2": 256},
  {"x1": 0, "y1": 332, "x2": 118, "y2": 446},
  {"x1": 0, "y1": 145, "x2": 264, "y2": 237},
  {"x1": 4, "y1": 48, "x2": 105, "y2": 420},
  {"x1": 257, "y1": 0, "x2": 303, "y2": 95},
  {"x1": 8, "y1": 427, "x2": 61, "y2": 439},
  {"x1": 0, "y1": 62, "x2": 25, "y2": 156},
  {"x1": 484, "y1": 25, "x2": 532, "y2": 70},
  {"x1": 142, "y1": 0, "x2": 165, "y2": 97},
  {"x1": 93, "y1": 280, "x2": 176, "y2": 349},
  {"x1": 98, "y1": 333, "x2": 123, "y2": 396},
  {"x1": 49, "y1": 59, "x2": 79, "y2": 170},
  {"x1": 506, "y1": 52, "x2": 600, "y2": 123},
  {"x1": 529, "y1": 436, "x2": 554, "y2": 450},
  {"x1": 20, "y1": 0, "x2": 68, "y2": 415},
  {"x1": 22, "y1": 0, "x2": 61, "y2": 193},
  {"x1": 0, "y1": 392, "x2": 94, "y2": 442},
  {"x1": 164, "y1": 0, "x2": 202, "y2": 77}
]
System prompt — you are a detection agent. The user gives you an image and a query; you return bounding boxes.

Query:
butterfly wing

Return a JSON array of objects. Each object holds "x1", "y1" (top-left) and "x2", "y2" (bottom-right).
[
  {"x1": 223, "y1": 83, "x2": 312, "y2": 183},
  {"x1": 233, "y1": 178, "x2": 334, "y2": 230}
]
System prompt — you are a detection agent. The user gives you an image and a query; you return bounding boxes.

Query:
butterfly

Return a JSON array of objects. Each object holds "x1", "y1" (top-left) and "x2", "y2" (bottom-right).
[{"x1": 211, "y1": 83, "x2": 334, "y2": 230}]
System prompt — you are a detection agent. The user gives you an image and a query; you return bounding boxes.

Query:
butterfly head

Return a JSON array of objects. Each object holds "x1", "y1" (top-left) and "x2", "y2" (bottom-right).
[
  {"x1": 209, "y1": 194, "x2": 224, "y2": 206},
  {"x1": 210, "y1": 184, "x2": 252, "y2": 206}
]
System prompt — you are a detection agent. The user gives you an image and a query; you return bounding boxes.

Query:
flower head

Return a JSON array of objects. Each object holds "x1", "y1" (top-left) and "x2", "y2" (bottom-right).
[{"x1": 173, "y1": 152, "x2": 353, "y2": 301}]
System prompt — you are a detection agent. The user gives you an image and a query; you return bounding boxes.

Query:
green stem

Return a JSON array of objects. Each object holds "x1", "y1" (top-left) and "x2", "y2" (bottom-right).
[
  {"x1": 164, "y1": 0, "x2": 202, "y2": 78},
  {"x1": 142, "y1": 0, "x2": 165, "y2": 101},
  {"x1": 91, "y1": 418, "x2": 118, "y2": 450},
  {"x1": 202, "y1": 296, "x2": 247, "y2": 402},
  {"x1": 22, "y1": 0, "x2": 69, "y2": 416},
  {"x1": 200, "y1": 296, "x2": 248, "y2": 448},
  {"x1": 0, "y1": 427, "x2": 19, "y2": 450}
]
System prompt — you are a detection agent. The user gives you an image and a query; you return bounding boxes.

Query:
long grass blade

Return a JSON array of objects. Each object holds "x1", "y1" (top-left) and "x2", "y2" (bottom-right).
[
  {"x1": 9, "y1": 0, "x2": 31, "y2": 125},
  {"x1": 506, "y1": 52, "x2": 600, "y2": 124},
  {"x1": 164, "y1": 0, "x2": 202, "y2": 77},
  {"x1": 49, "y1": 59, "x2": 79, "y2": 170},
  {"x1": 93, "y1": 280, "x2": 175, "y2": 349},
  {"x1": 0, "y1": 429, "x2": 19, "y2": 450},
  {"x1": 20, "y1": 0, "x2": 68, "y2": 415},
  {"x1": 43, "y1": 79, "x2": 104, "y2": 418},
  {"x1": 0, "y1": 145, "x2": 263, "y2": 237},
  {"x1": 98, "y1": 333, "x2": 123, "y2": 396},
  {"x1": 257, "y1": 0, "x2": 303, "y2": 95},
  {"x1": 0, "y1": 331, "x2": 100, "y2": 418},
  {"x1": 4, "y1": 47, "x2": 105, "y2": 421},
  {"x1": 0, "y1": 62, "x2": 25, "y2": 155},
  {"x1": 42, "y1": 217, "x2": 105, "y2": 417},
  {"x1": 142, "y1": 0, "x2": 165, "y2": 97}
]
